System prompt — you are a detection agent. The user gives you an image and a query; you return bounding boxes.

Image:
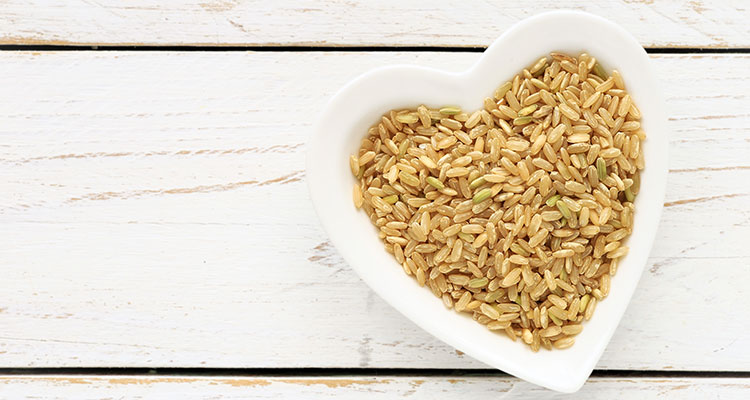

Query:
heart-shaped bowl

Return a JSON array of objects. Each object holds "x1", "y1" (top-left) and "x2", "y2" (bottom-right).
[{"x1": 307, "y1": 10, "x2": 667, "y2": 393}]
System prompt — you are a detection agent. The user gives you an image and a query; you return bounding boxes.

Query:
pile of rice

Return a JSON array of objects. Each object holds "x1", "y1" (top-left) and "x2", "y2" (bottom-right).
[{"x1": 350, "y1": 52, "x2": 644, "y2": 351}]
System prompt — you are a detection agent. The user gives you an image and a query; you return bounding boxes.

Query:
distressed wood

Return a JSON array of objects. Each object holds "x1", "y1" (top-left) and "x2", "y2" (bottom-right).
[
  {"x1": 1, "y1": 375, "x2": 749, "y2": 398},
  {"x1": 0, "y1": 52, "x2": 749, "y2": 372},
  {"x1": 0, "y1": 1, "x2": 748, "y2": 48}
]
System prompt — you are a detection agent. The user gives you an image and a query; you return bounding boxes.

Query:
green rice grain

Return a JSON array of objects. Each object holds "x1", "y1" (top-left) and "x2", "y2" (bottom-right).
[
  {"x1": 625, "y1": 187, "x2": 635, "y2": 202},
  {"x1": 556, "y1": 201, "x2": 572, "y2": 220},
  {"x1": 469, "y1": 176, "x2": 487, "y2": 190},
  {"x1": 383, "y1": 195, "x2": 399, "y2": 204},
  {"x1": 596, "y1": 158, "x2": 607, "y2": 181},
  {"x1": 473, "y1": 188, "x2": 493, "y2": 204},
  {"x1": 426, "y1": 176, "x2": 445, "y2": 190},
  {"x1": 593, "y1": 62, "x2": 608, "y2": 79},
  {"x1": 545, "y1": 195, "x2": 561, "y2": 207},
  {"x1": 513, "y1": 116, "x2": 533, "y2": 126}
]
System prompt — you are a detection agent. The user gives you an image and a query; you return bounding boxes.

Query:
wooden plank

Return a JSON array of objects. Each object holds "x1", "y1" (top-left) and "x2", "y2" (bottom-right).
[
  {"x1": 1, "y1": 375, "x2": 749, "y2": 398},
  {"x1": 0, "y1": 52, "x2": 749, "y2": 371},
  {"x1": 0, "y1": 1, "x2": 748, "y2": 48}
]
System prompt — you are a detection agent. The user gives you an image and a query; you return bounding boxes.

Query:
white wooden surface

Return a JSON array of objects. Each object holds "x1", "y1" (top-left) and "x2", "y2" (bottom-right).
[
  {"x1": 2, "y1": 0, "x2": 750, "y2": 395},
  {"x1": 2, "y1": 375, "x2": 749, "y2": 399},
  {"x1": 1, "y1": 52, "x2": 749, "y2": 374},
  {"x1": 0, "y1": 1, "x2": 748, "y2": 48}
]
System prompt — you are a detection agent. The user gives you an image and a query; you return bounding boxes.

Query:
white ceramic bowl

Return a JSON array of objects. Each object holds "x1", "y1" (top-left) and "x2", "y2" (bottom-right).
[{"x1": 307, "y1": 11, "x2": 667, "y2": 393}]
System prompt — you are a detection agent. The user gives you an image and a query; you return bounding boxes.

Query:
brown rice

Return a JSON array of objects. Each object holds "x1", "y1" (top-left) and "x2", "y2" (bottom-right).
[{"x1": 350, "y1": 52, "x2": 644, "y2": 351}]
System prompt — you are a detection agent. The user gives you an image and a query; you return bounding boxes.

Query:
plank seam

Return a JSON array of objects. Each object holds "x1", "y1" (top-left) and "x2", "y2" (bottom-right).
[
  {"x1": 0, "y1": 368, "x2": 748, "y2": 379},
  {"x1": 0, "y1": 45, "x2": 748, "y2": 53}
]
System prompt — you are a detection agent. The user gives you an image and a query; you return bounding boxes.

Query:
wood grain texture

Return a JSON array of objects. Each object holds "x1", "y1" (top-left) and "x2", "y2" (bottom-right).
[
  {"x1": 2, "y1": 375, "x2": 749, "y2": 399},
  {"x1": 0, "y1": 52, "x2": 749, "y2": 371},
  {"x1": 0, "y1": 1, "x2": 748, "y2": 48}
]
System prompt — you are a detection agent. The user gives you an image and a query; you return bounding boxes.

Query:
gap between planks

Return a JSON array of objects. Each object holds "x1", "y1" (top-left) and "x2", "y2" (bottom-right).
[
  {"x1": 1, "y1": 368, "x2": 750, "y2": 379},
  {"x1": 0, "y1": 45, "x2": 749, "y2": 53}
]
